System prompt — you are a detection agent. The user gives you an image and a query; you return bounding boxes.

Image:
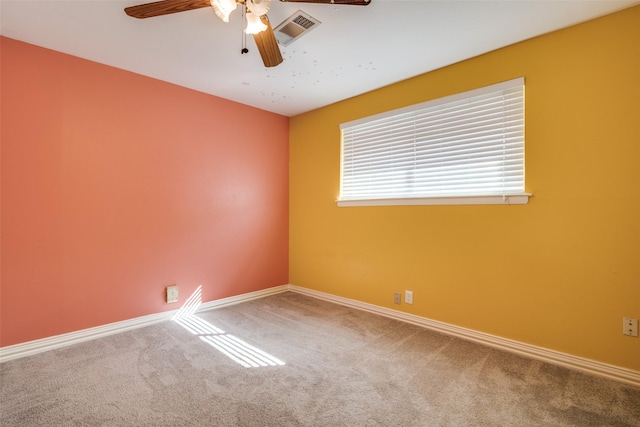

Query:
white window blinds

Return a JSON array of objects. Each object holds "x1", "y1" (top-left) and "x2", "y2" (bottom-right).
[{"x1": 339, "y1": 78, "x2": 527, "y2": 206}]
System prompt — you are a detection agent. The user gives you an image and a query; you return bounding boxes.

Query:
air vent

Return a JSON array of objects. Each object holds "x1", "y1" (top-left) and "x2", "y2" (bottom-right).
[{"x1": 274, "y1": 10, "x2": 321, "y2": 47}]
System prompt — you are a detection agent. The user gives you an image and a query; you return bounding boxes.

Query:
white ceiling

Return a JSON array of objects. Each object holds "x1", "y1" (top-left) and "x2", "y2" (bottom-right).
[{"x1": 1, "y1": 0, "x2": 638, "y2": 116}]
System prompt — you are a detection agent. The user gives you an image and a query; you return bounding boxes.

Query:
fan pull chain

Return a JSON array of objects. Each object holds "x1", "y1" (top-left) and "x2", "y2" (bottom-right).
[{"x1": 241, "y1": 5, "x2": 248, "y2": 54}]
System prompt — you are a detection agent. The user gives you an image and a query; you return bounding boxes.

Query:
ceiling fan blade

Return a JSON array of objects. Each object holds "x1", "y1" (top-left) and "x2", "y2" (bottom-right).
[
  {"x1": 279, "y1": 0, "x2": 371, "y2": 5},
  {"x1": 125, "y1": 0, "x2": 212, "y2": 19},
  {"x1": 253, "y1": 16, "x2": 284, "y2": 68}
]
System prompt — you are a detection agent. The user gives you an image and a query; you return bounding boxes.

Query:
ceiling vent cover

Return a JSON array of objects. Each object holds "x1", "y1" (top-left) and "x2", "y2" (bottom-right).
[{"x1": 274, "y1": 10, "x2": 321, "y2": 47}]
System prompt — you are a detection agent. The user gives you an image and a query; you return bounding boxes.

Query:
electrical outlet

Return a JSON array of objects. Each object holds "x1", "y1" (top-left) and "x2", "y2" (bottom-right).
[
  {"x1": 405, "y1": 290, "x2": 413, "y2": 304},
  {"x1": 166, "y1": 285, "x2": 179, "y2": 304},
  {"x1": 623, "y1": 317, "x2": 638, "y2": 337},
  {"x1": 393, "y1": 292, "x2": 401, "y2": 305}
]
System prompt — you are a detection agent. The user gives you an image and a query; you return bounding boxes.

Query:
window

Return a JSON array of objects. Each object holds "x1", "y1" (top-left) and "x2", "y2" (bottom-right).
[{"x1": 338, "y1": 77, "x2": 529, "y2": 206}]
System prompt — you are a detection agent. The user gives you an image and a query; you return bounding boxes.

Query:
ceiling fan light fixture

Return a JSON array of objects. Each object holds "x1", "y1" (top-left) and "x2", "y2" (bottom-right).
[
  {"x1": 246, "y1": 0, "x2": 271, "y2": 16},
  {"x1": 210, "y1": 0, "x2": 237, "y2": 23},
  {"x1": 245, "y1": 11, "x2": 268, "y2": 34}
]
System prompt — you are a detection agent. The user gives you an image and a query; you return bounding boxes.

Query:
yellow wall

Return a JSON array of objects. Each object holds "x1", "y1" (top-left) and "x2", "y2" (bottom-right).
[{"x1": 289, "y1": 5, "x2": 640, "y2": 370}]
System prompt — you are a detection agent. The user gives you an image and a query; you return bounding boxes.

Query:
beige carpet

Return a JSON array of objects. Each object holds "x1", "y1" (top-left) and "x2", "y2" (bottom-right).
[{"x1": 1, "y1": 291, "x2": 639, "y2": 426}]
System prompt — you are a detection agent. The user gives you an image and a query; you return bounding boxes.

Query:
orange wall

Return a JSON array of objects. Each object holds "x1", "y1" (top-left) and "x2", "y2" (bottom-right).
[
  {"x1": 289, "y1": 6, "x2": 640, "y2": 370},
  {"x1": 0, "y1": 37, "x2": 289, "y2": 347}
]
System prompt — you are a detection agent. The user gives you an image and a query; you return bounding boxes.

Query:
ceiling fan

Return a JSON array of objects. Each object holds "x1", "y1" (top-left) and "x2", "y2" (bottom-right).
[{"x1": 125, "y1": 0, "x2": 371, "y2": 68}]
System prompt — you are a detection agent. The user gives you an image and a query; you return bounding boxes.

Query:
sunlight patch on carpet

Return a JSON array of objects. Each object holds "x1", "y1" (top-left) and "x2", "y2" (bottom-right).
[{"x1": 172, "y1": 286, "x2": 285, "y2": 368}]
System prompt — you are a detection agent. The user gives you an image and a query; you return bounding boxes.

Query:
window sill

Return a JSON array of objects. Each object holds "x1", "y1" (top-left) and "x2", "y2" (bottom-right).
[{"x1": 336, "y1": 194, "x2": 531, "y2": 207}]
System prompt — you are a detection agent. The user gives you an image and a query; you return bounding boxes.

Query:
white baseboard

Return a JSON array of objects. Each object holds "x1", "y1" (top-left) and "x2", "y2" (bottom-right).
[
  {"x1": 0, "y1": 285, "x2": 289, "y2": 363},
  {"x1": 287, "y1": 285, "x2": 640, "y2": 388},
  {"x1": 196, "y1": 284, "x2": 289, "y2": 312},
  {"x1": 2, "y1": 283, "x2": 638, "y2": 387}
]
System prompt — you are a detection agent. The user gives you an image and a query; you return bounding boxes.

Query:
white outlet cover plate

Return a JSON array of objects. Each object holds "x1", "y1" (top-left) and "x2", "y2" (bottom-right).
[
  {"x1": 166, "y1": 285, "x2": 179, "y2": 303},
  {"x1": 623, "y1": 317, "x2": 638, "y2": 337},
  {"x1": 405, "y1": 290, "x2": 413, "y2": 304}
]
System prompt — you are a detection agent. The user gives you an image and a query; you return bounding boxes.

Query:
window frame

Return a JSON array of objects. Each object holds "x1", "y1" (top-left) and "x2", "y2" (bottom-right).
[{"x1": 337, "y1": 78, "x2": 530, "y2": 207}]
